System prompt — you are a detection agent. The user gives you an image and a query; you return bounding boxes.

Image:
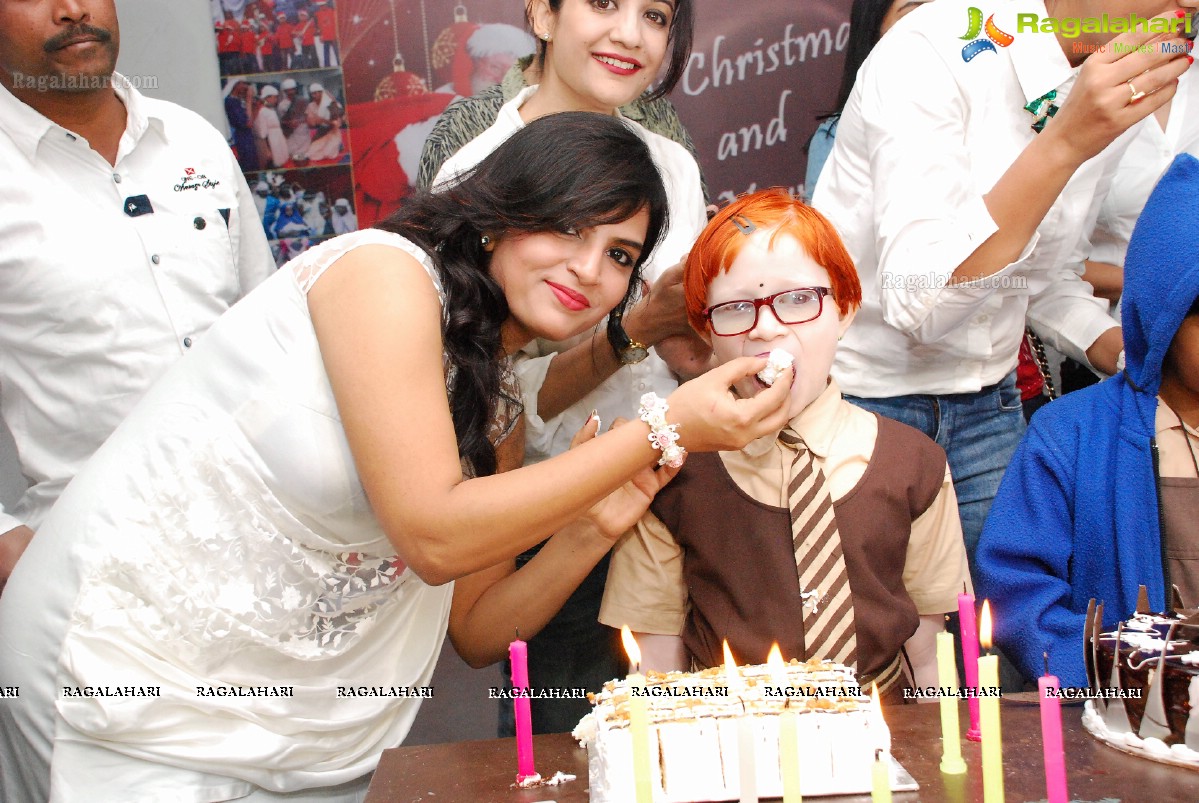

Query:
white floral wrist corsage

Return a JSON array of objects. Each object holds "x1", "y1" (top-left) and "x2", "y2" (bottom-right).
[{"x1": 638, "y1": 392, "x2": 686, "y2": 468}]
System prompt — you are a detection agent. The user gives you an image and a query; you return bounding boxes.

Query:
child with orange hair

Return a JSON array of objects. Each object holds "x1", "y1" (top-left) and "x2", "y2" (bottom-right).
[{"x1": 600, "y1": 189, "x2": 970, "y2": 695}]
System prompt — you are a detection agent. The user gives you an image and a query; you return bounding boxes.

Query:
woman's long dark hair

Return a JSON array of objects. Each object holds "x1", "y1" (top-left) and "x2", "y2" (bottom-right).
[
  {"x1": 528, "y1": 0, "x2": 694, "y2": 101},
  {"x1": 378, "y1": 112, "x2": 669, "y2": 477},
  {"x1": 827, "y1": 0, "x2": 896, "y2": 119}
]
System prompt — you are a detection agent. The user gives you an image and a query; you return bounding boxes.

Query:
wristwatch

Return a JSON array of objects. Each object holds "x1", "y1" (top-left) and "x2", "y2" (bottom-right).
[{"x1": 612, "y1": 325, "x2": 650, "y2": 365}]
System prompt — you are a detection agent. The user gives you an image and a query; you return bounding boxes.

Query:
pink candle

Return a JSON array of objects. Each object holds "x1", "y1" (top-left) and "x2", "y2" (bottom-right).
[
  {"x1": 1038, "y1": 668, "x2": 1068, "y2": 803},
  {"x1": 510, "y1": 633, "x2": 537, "y2": 781},
  {"x1": 958, "y1": 590, "x2": 982, "y2": 742}
]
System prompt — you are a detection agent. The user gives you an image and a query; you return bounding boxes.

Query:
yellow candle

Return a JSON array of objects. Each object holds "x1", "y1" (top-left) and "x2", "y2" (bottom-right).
[
  {"x1": 768, "y1": 645, "x2": 801, "y2": 803},
  {"x1": 979, "y1": 602, "x2": 1005, "y2": 802},
  {"x1": 622, "y1": 627, "x2": 654, "y2": 803},
  {"x1": 936, "y1": 631, "x2": 967, "y2": 774},
  {"x1": 871, "y1": 749, "x2": 892, "y2": 803}
]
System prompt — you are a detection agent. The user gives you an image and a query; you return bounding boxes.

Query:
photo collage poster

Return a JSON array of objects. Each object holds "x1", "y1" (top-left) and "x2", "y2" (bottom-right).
[{"x1": 212, "y1": 0, "x2": 850, "y2": 264}]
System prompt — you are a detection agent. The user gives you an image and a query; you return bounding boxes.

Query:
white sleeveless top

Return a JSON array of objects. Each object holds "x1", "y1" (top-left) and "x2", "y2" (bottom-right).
[{"x1": 37, "y1": 231, "x2": 461, "y2": 789}]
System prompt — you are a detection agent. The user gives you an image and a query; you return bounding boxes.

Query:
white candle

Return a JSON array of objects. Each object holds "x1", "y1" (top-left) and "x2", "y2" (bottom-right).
[{"x1": 723, "y1": 641, "x2": 757, "y2": 803}]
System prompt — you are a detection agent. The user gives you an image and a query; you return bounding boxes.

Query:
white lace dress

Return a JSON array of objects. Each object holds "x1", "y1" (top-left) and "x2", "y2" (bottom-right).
[{"x1": 0, "y1": 230, "x2": 493, "y2": 800}]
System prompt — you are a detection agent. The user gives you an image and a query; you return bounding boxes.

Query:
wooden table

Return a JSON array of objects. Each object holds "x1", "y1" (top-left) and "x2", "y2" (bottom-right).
[{"x1": 366, "y1": 698, "x2": 1199, "y2": 802}]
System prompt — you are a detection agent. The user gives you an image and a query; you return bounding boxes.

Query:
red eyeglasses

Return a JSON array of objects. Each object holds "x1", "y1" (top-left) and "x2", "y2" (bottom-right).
[{"x1": 703, "y1": 287, "x2": 831, "y2": 336}]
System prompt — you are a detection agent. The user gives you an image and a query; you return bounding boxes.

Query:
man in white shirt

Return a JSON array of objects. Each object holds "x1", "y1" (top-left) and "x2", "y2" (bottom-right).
[
  {"x1": 813, "y1": 0, "x2": 1195, "y2": 574},
  {"x1": 0, "y1": 0, "x2": 273, "y2": 593},
  {"x1": 254, "y1": 84, "x2": 290, "y2": 168}
]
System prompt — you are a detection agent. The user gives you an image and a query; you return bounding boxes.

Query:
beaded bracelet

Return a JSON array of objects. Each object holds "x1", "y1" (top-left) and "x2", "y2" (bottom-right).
[{"x1": 638, "y1": 392, "x2": 686, "y2": 468}]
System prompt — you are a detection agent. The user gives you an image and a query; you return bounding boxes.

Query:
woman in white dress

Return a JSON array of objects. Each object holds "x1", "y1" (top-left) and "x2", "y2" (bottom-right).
[{"x1": 0, "y1": 113, "x2": 791, "y2": 802}]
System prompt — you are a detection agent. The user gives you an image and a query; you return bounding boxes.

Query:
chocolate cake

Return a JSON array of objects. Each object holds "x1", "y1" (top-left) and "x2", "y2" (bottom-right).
[{"x1": 1082, "y1": 593, "x2": 1199, "y2": 768}]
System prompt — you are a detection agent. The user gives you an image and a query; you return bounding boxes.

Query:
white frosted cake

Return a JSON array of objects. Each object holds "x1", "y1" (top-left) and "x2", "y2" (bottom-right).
[{"x1": 573, "y1": 659, "x2": 892, "y2": 802}]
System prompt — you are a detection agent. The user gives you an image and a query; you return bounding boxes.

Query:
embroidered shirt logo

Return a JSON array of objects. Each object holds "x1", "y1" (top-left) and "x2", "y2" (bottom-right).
[
  {"x1": 174, "y1": 170, "x2": 220, "y2": 192},
  {"x1": 960, "y1": 7, "x2": 1015, "y2": 62}
]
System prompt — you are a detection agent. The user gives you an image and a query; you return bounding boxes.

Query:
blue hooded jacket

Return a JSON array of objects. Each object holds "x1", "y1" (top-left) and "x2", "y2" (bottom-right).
[{"x1": 976, "y1": 154, "x2": 1199, "y2": 687}]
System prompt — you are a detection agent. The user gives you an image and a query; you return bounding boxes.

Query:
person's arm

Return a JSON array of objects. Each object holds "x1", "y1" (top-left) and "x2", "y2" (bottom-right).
[
  {"x1": 904, "y1": 614, "x2": 944, "y2": 695},
  {"x1": 900, "y1": 465, "x2": 968, "y2": 695},
  {"x1": 228, "y1": 152, "x2": 275, "y2": 294},
  {"x1": 598, "y1": 505, "x2": 690, "y2": 672},
  {"x1": 0, "y1": 524, "x2": 34, "y2": 596},
  {"x1": 955, "y1": 23, "x2": 1188, "y2": 283},
  {"x1": 638, "y1": 634, "x2": 688, "y2": 673},
  {"x1": 449, "y1": 416, "x2": 681, "y2": 666},
  {"x1": 308, "y1": 246, "x2": 792, "y2": 586},
  {"x1": 1082, "y1": 260, "x2": 1124, "y2": 304},
  {"x1": 854, "y1": 19, "x2": 1188, "y2": 345}
]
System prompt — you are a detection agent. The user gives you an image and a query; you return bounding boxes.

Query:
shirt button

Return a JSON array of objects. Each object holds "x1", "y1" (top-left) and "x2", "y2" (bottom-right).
[
  {"x1": 113, "y1": 173, "x2": 122, "y2": 183},
  {"x1": 151, "y1": 254, "x2": 161, "y2": 265},
  {"x1": 183, "y1": 337, "x2": 193, "y2": 348},
  {"x1": 194, "y1": 216, "x2": 206, "y2": 230}
]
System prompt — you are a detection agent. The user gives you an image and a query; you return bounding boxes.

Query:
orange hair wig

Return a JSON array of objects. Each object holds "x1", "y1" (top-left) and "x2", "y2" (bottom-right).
[{"x1": 683, "y1": 189, "x2": 862, "y2": 334}]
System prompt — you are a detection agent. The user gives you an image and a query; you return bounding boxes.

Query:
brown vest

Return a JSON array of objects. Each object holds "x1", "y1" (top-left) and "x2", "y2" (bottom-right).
[{"x1": 649, "y1": 415, "x2": 946, "y2": 681}]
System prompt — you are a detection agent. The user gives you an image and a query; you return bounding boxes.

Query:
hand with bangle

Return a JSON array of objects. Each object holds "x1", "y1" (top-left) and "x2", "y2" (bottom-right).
[{"x1": 643, "y1": 355, "x2": 793, "y2": 461}]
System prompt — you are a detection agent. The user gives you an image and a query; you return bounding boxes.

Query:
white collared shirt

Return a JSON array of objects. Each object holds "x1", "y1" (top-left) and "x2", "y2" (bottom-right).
[
  {"x1": 1091, "y1": 69, "x2": 1199, "y2": 270},
  {"x1": 814, "y1": 1, "x2": 1128, "y2": 397},
  {"x1": 433, "y1": 86, "x2": 707, "y2": 463},
  {"x1": 0, "y1": 75, "x2": 273, "y2": 532}
]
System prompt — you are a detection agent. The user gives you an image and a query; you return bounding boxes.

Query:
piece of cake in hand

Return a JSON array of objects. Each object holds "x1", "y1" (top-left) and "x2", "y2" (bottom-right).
[
  {"x1": 574, "y1": 658, "x2": 891, "y2": 801},
  {"x1": 756, "y1": 348, "x2": 794, "y2": 386}
]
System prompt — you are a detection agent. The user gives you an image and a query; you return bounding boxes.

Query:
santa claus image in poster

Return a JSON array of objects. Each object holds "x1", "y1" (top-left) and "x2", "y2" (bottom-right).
[{"x1": 338, "y1": 1, "x2": 533, "y2": 226}]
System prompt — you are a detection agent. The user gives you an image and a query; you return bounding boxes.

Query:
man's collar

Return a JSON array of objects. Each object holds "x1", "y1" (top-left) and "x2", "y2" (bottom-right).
[
  {"x1": 0, "y1": 80, "x2": 59, "y2": 161},
  {"x1": 1156, "y1": 395, "x2": 1199, "y2": 437},
  {"x1": 0, "y1": 72, "x2": 163, "y2": 162}
]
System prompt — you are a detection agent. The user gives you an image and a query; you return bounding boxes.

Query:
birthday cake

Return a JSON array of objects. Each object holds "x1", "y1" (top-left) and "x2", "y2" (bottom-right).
[
  {"x1": 572, "y1": 658, "x2": 893, "y2": 801},
  {"x1": 1082, "y1": 597, "x2": 1199, "y2": 769}
]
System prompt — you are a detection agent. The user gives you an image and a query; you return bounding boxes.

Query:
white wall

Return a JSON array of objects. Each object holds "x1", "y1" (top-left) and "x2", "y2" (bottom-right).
[
  {"x1": 0, "y1": 0, "x2": 227, "y2": 513},
  {"x1": 115, "y1": 0, "x2": 226, "y2": 132}
]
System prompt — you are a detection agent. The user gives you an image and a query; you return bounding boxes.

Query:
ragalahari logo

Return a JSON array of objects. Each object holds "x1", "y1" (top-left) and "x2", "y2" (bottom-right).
[{"x1": 961, "y1": 7, "x2": 1015, "y2": 62}]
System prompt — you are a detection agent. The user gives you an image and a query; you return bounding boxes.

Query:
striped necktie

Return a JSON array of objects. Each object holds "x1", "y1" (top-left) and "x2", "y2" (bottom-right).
[{"x1": 778, "y1": 427, "x2": 857, "y2": 669}]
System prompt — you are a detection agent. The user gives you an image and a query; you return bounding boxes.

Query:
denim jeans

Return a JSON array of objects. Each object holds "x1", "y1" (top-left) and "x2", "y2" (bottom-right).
[{"x1": 843, "y1": 371, "x2": 1025, "y2": 580}]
